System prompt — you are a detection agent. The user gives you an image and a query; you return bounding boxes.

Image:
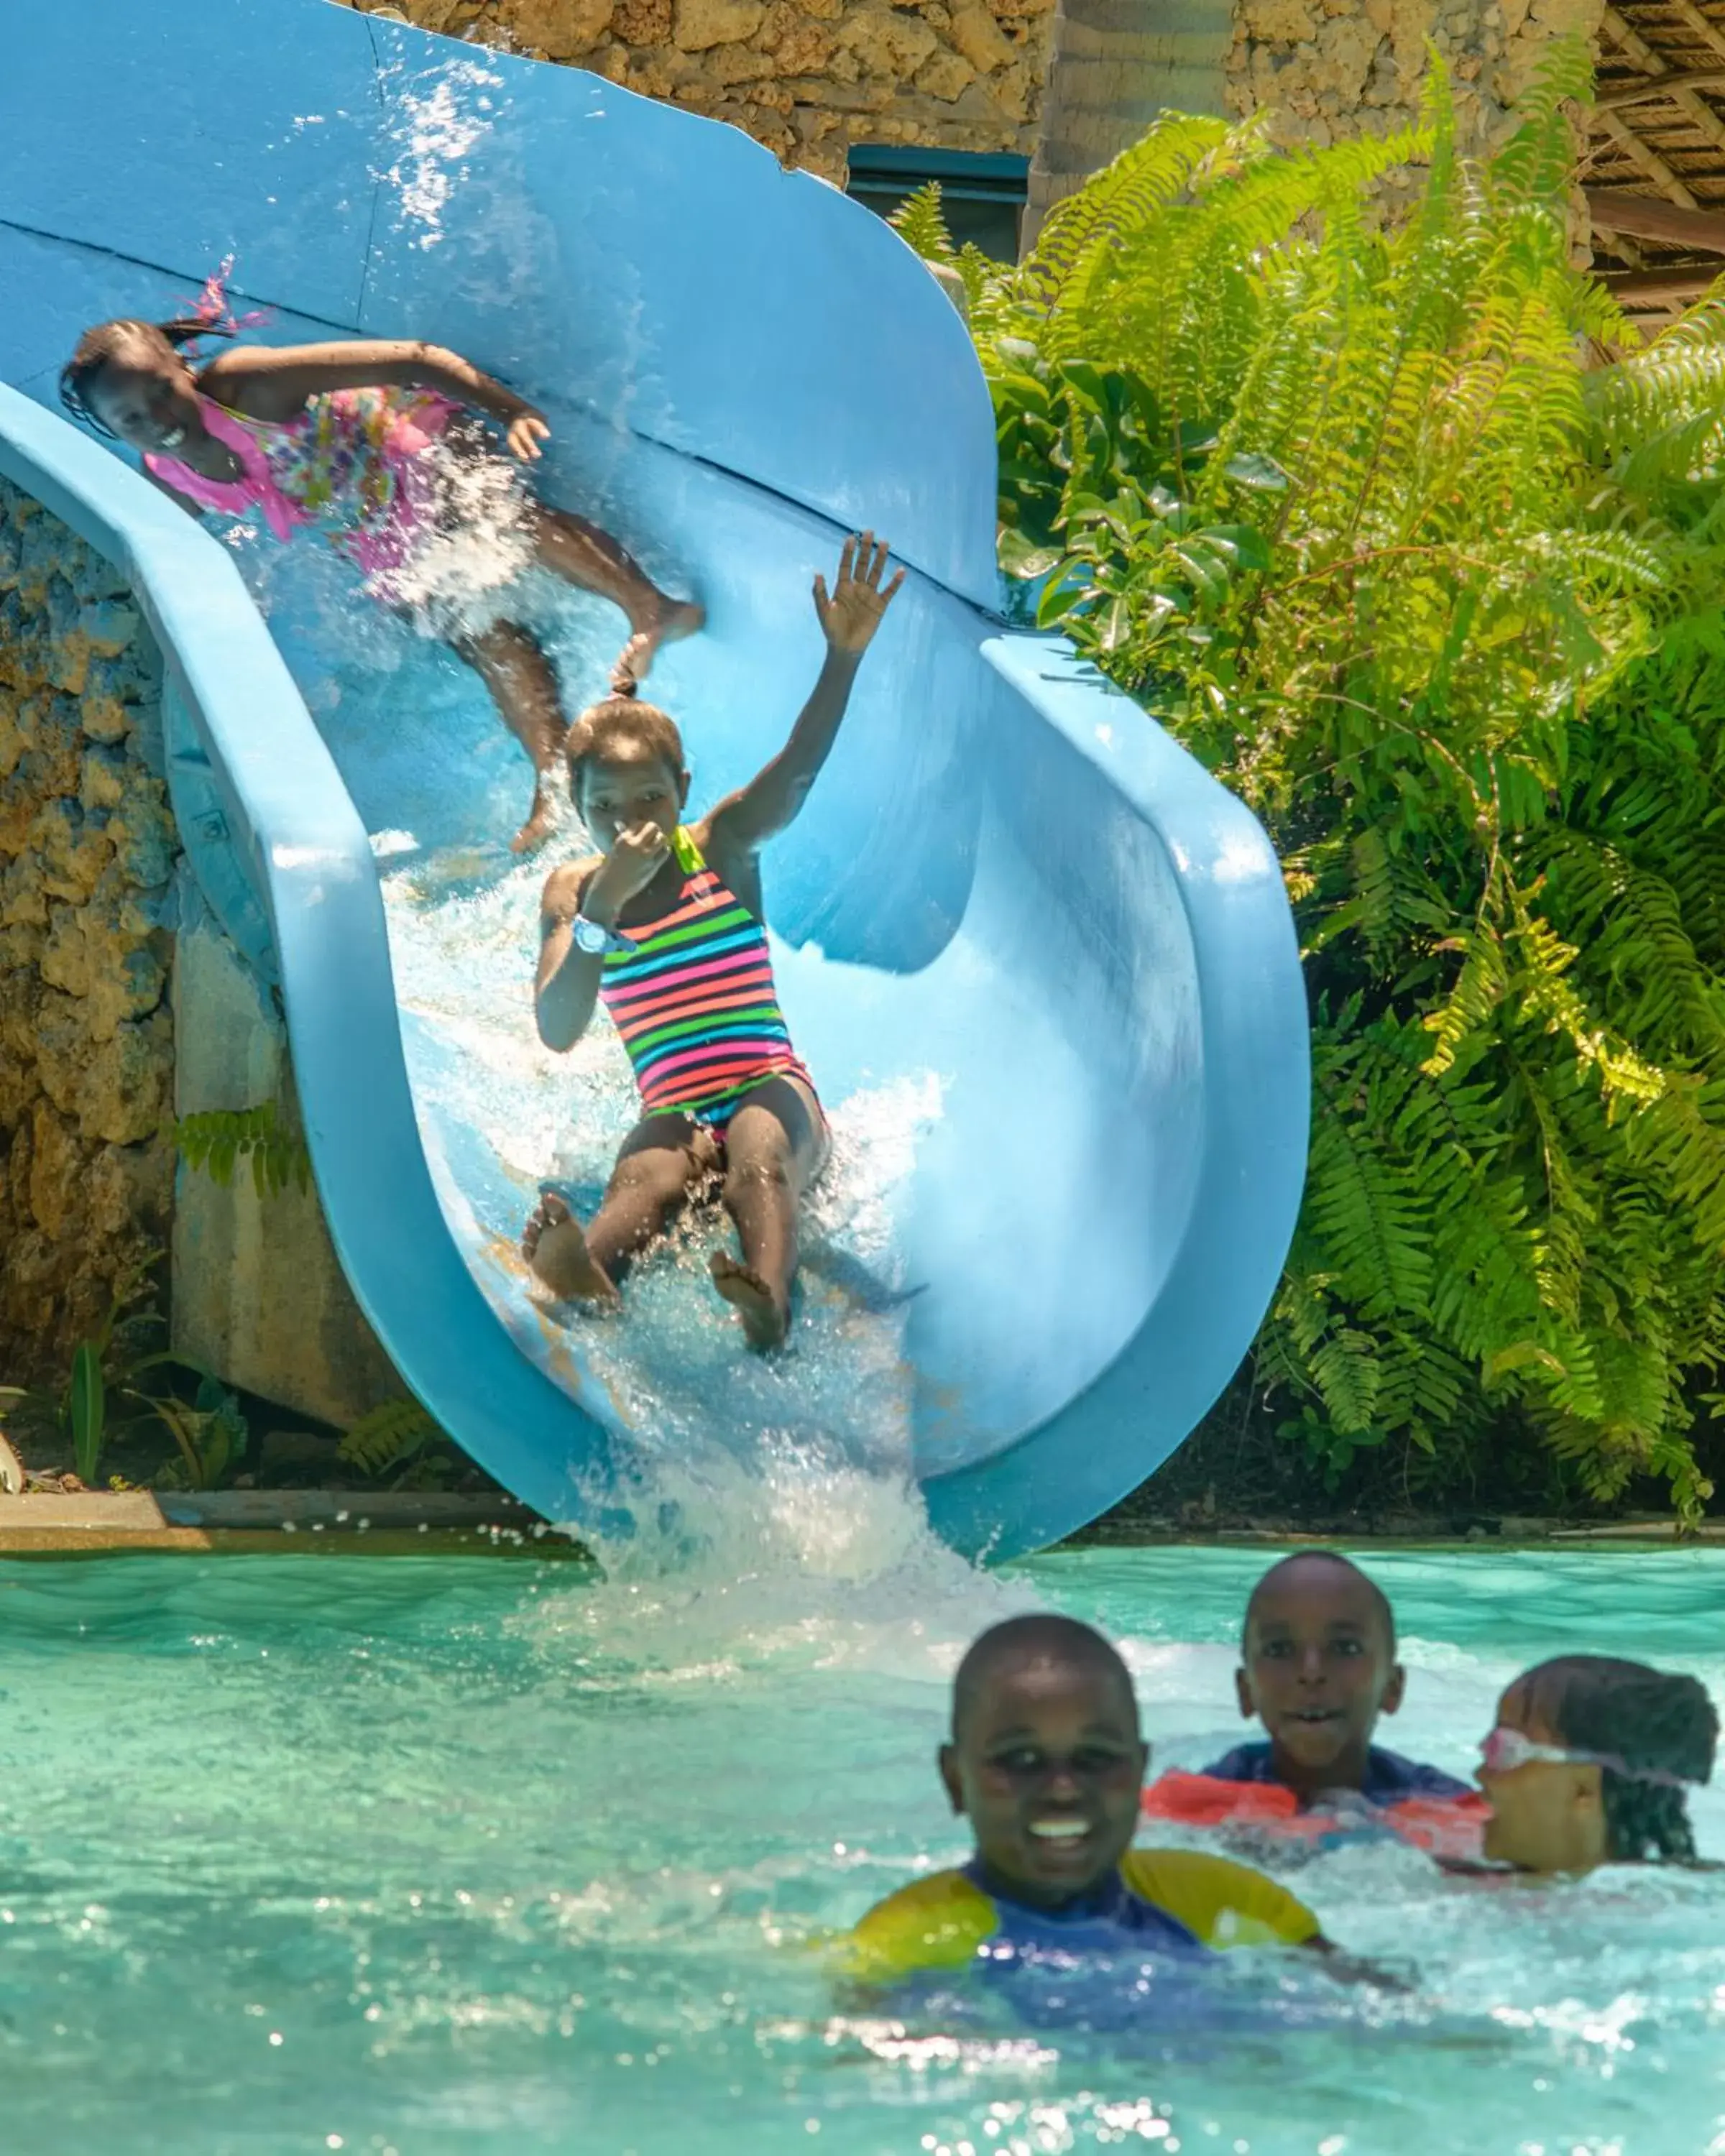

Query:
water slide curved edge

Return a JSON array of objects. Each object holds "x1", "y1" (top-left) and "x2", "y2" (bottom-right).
[{"x1": 0, "y1": 0, "x2": 1309, "y2": 1561}]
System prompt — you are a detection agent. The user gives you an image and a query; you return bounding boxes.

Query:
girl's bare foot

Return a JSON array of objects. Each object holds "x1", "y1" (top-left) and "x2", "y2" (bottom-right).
[
  {"x1": 523, "y1": 1192, "x2": 620, "y2": 1306},
  {"x1": 510, "y1": 781, "x2": 561, "y2": 854},
  {"x1": 610, "y1": 599, "x2": 706, "y2": 695},
  {"x1": 709, "y1": 1250, "x2": 788, "y2": 1351}
]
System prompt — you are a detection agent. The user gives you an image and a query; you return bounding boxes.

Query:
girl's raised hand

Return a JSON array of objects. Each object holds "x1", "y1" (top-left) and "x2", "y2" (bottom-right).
[
  {"x1": 505, "y1": 407, "x2": 552, "y2": 462},
  {"x1": 814, "y1": 533, "x2": 905, "y2": 656}
]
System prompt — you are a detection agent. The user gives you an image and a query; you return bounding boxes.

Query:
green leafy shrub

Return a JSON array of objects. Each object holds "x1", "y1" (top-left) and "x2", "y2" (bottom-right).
[
  {"x1": 888, "y1": 182, "x2": 996, "y2": 313},
  {"x1": 152, "y1": 1377, "x2": 250, "y2": 1491},
  {"x1": 0, "y1": 1264, "x2": 238, "y2": 1488},
  {"x1": 919, "y1": 55, "x2": 1725, "y2": 1518}
]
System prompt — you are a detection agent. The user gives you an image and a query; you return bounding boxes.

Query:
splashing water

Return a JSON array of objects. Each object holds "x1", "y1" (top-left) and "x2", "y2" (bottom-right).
[
  {"x1": 381, "y1": 58, "x2": 504, "y2": 250},
  {"x1": 367, "y1": 436, "x2": 538, "y2": 637},
  {"x1": 221, "y1": 426, "x2": 952, "y2": 1557},
  {"x1": 2, "y1": 1546, "x2": 1723, "y2": 2156},
  {"x1": 374, "y1": 836, "x2": 947, "y2": 1543}
]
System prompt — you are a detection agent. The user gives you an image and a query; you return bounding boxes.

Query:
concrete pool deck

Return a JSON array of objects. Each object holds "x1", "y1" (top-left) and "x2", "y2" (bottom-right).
[
  {"x1": 0, "y1": 1491, "x2": 1720, "y2": 1557},
  {"x1": 0, "y1": 1491, "x2": 581, "y2": 1557}
]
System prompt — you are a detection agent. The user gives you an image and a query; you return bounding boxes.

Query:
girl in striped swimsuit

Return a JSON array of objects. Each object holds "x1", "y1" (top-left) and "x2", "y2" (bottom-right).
[{"x1": 525, "y1": 534, "x2": 903, "y2": 1350}]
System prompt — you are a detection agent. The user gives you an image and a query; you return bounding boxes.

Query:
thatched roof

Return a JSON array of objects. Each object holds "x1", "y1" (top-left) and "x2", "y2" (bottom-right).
[{"x1": 1588, "y1": 1, "x2": 1725, "y2": 313}]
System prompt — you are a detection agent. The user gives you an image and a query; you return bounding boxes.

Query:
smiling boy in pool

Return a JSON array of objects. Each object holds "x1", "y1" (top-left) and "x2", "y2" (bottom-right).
[
  {"x1": 842, "y1": 1614, "x2": 1341, "y2": 1999},
  {"x1": 1143, "y1": 1552, "x2": 1477, "y2": 1836}
]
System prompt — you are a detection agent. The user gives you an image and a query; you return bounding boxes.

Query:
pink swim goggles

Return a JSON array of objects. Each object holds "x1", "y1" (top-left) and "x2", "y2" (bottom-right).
[{"x1": 1479, "y1": 1726, "x2": 1689, "y2": 1787}]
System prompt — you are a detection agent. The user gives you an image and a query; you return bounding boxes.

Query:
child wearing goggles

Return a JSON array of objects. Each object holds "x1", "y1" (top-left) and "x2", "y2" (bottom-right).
[{"x1": 1476, "y1": 1654, "x2": 1718, "y2": 1874}]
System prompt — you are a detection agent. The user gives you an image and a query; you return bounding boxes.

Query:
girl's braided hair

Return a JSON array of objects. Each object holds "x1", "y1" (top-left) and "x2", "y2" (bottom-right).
[
  {"x1": 60, "y1": 260, "x2": 259, "y2": 436},
  {"x1": 1524, "y1": 1655, "x2": 1718, "y2": 1864},
  {"x1": 60, "y1": 315, "x2": 232, "y2": 436}
]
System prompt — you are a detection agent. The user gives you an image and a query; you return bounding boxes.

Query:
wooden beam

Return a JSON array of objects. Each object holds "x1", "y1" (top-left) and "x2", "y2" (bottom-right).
[
  {"x1": 1602, "y1": 5, "x2": 1663, "y2": 71},
  {"x1": 1598, "y1": 66, "x2": 1725, "y2": 110},
  {"x1": 1593, "y1": 109, "x2": 1702, "y2": 208},
  {"x1": 1597, "y1": 5, "x2": 1725, "y2": 160},
  {"x1": 1609, "y1": 231, "x2": 1650, "y2": 270},
  {"x1": 1584, "y1": 185, "x2": 1725, "y2": 249},
  {"x1": 1597, "y1": 264, "x2": 1723, "y2": 302},
  {"x1": 1668, "y1": 0, "x2": 1725, "y2": 70}
]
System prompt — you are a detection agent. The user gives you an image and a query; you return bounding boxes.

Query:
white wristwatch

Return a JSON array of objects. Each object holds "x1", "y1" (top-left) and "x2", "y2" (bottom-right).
[{"x1": 574, "y1": 913, "x2": 637, "y2": 957}]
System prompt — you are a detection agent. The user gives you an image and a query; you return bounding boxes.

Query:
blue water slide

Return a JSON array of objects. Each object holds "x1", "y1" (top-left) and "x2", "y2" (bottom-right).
[{"x1": 0, "y1": 0, "x2": 1308, "y2": 1560}]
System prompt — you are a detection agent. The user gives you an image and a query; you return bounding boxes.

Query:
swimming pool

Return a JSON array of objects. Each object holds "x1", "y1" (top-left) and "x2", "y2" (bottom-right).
[{"x1": 2, "y1": 1534, "x2": 1721, "y2": 2155}]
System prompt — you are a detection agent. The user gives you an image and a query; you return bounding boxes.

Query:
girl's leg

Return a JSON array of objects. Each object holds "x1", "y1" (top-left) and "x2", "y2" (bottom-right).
[
  {"x1": 452, "y1": 619, "x2": 568, "y2": 853},
  {"x1": 523, "y1": 1117, "x2": 713, "y2": 1304},
  {"x1": 525, "y1": 501, "x2": 704, "y2": 694},
  {"x1": 709, "y1": 1077, "x2": 827, "y2": 1350}
]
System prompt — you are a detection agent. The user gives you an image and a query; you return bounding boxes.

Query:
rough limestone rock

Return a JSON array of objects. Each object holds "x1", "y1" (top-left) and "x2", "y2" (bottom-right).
[
  {"x1": 0, "y1": 480, "x2": 176, "y2": 1382},
  {"x1": 511, "y1": 0, "x2": 616, "y2": 50},
  {"x1": 837, "y1": 7, "x2": 942, "y2": 78},
  {"x1": 673, "y1": 0, "x2": 766, "y2": 47},
  {"x1": 916, "y1": 45, "x2": 976, "y2": 97},
  {"x1": 1224, "y1": 0, "x2": 1607, "y2": 198},
  {"x1": 337, "y1": 0, "x2": 1046, "y2": 178},
  {"x1": 947, "y1": 1, "x2": 1014, "y2": 74},
  {"x1": 617, "y1": 0, "x2": 674, "y2": 42},
  {"x1": 0, "y1": 474, "x2": 413, "y2": 1425}
]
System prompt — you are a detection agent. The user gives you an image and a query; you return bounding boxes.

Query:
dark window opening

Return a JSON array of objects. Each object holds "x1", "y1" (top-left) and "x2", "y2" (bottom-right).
[{"x1": 846, "y1": 146, "x2": 1029, "y2": 263}]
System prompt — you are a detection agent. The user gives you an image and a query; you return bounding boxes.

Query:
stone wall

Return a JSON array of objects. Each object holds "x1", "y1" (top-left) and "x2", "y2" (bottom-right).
[
  {"x1": 0, "y1": 479, "x2": 179, "y2": 1385},
  {"x1": 1225, "y1": 0, "x2": 1604, "y2": 177},
  {"x1": 356, "y1": 0, "x2": 1603, "y2": 240},
  {"x1": 350, "y1": 0, "x2": 1052, "y2": 178}
]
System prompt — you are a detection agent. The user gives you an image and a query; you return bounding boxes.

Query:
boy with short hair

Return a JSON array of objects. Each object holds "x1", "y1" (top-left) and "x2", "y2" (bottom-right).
[
  {"x1": 1142, "y1": 1551, "x2": 1481, "y2": 1838},
  {"x1": 842, "y1": 1613, "x2": 1334, "y2": 1996}
]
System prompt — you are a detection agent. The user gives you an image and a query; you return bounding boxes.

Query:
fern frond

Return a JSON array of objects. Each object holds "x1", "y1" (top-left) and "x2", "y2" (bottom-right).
[
  {"x1": 176, "y1": 1103, "x2": 312, "y2": 1199},
  {"x1": 1023, "y1": 111, "x2": 1236, "y2": 315},
  {"x1": 338, "y1": 1399, "x2": 441, "y2": 1478},
  {"x1": 887, "y1": 182, "x2": 954, "y2": 264}
]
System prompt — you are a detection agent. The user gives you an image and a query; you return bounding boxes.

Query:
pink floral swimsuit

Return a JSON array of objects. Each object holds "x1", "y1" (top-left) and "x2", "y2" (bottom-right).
[{"x1": 144, "y1": 387, "x2": 458, "y2": 584}]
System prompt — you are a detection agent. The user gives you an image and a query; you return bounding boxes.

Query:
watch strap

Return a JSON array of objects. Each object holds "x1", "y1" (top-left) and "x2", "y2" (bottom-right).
[{"x1": 575, "y1": 913, "x2": 638, "y2": 957}]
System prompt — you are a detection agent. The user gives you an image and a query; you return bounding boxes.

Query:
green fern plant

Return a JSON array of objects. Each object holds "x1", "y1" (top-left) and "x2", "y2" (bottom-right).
[
  {"x1": 338, "y1": 1399, "x2": 449, "y2": 1486},
  {"x1": 888, "y1": 182, "x2": 995, "y2": 313},
  {"x1": 176, "y1": 1102, "x2": 312, "y2": 1201},
  {"x1": 949, "y1": 52, "x2": 1725, "y2": 1521},
  {"x1": 888, "y1": 180, "x2": 954, "y2": 262}
]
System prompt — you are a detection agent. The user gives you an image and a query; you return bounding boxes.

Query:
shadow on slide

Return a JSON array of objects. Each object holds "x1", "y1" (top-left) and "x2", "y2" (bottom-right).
[{"x1": 0, "y1": 0, "x2": 1307, "y2": 1562}]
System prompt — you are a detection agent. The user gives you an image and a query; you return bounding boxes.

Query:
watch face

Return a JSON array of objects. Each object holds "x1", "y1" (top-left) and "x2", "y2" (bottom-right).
[{"x1": 574, "y1": 918, "x2": 609, "y2": 954}]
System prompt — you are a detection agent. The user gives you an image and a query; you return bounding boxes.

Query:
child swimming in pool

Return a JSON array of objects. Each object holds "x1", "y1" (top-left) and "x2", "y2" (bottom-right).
[
  {"x1": 1143, "y1": 1551, "x2": 1480, "y2": 1845},
  {"x1": 60, "y1": 276, "x2": 702, "y2": 851},
  {"x1": 1471, "y1": 1654, "x2": 1717, "y2": 1875},
  {"x1": 841, "y1": 1613, "x2": 1340, "y2": 2006},
  {"x1": 523, "y1": 532, "x2": 902, "y2": 1350}
]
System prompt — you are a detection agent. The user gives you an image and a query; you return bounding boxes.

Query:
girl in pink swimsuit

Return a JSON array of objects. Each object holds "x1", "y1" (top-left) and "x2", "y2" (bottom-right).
[{"x1": 60, "y1": 273, "x2": 702, "y2": 850}]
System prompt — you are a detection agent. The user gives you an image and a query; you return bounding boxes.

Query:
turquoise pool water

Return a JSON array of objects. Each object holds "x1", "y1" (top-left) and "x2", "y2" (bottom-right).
[{"x1": 2, "y1": 1535, "x2": 1722, "y2": 2155}]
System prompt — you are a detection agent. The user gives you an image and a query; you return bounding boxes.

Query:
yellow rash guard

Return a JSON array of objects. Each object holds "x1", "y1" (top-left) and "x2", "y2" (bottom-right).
[{"x1": 840, "y1": 1847, "x2": 1322, "y2": 1986}]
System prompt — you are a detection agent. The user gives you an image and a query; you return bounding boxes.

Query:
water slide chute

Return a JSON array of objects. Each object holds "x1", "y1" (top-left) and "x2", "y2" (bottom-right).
[{"x1": 0, "y1": 0, "x2": 1307, "y2": 1560}]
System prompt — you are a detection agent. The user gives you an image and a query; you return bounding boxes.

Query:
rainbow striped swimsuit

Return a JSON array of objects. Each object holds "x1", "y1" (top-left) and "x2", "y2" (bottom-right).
[{"x1": 598, "y1": 828, "x2": 816, "y2": 1131}]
